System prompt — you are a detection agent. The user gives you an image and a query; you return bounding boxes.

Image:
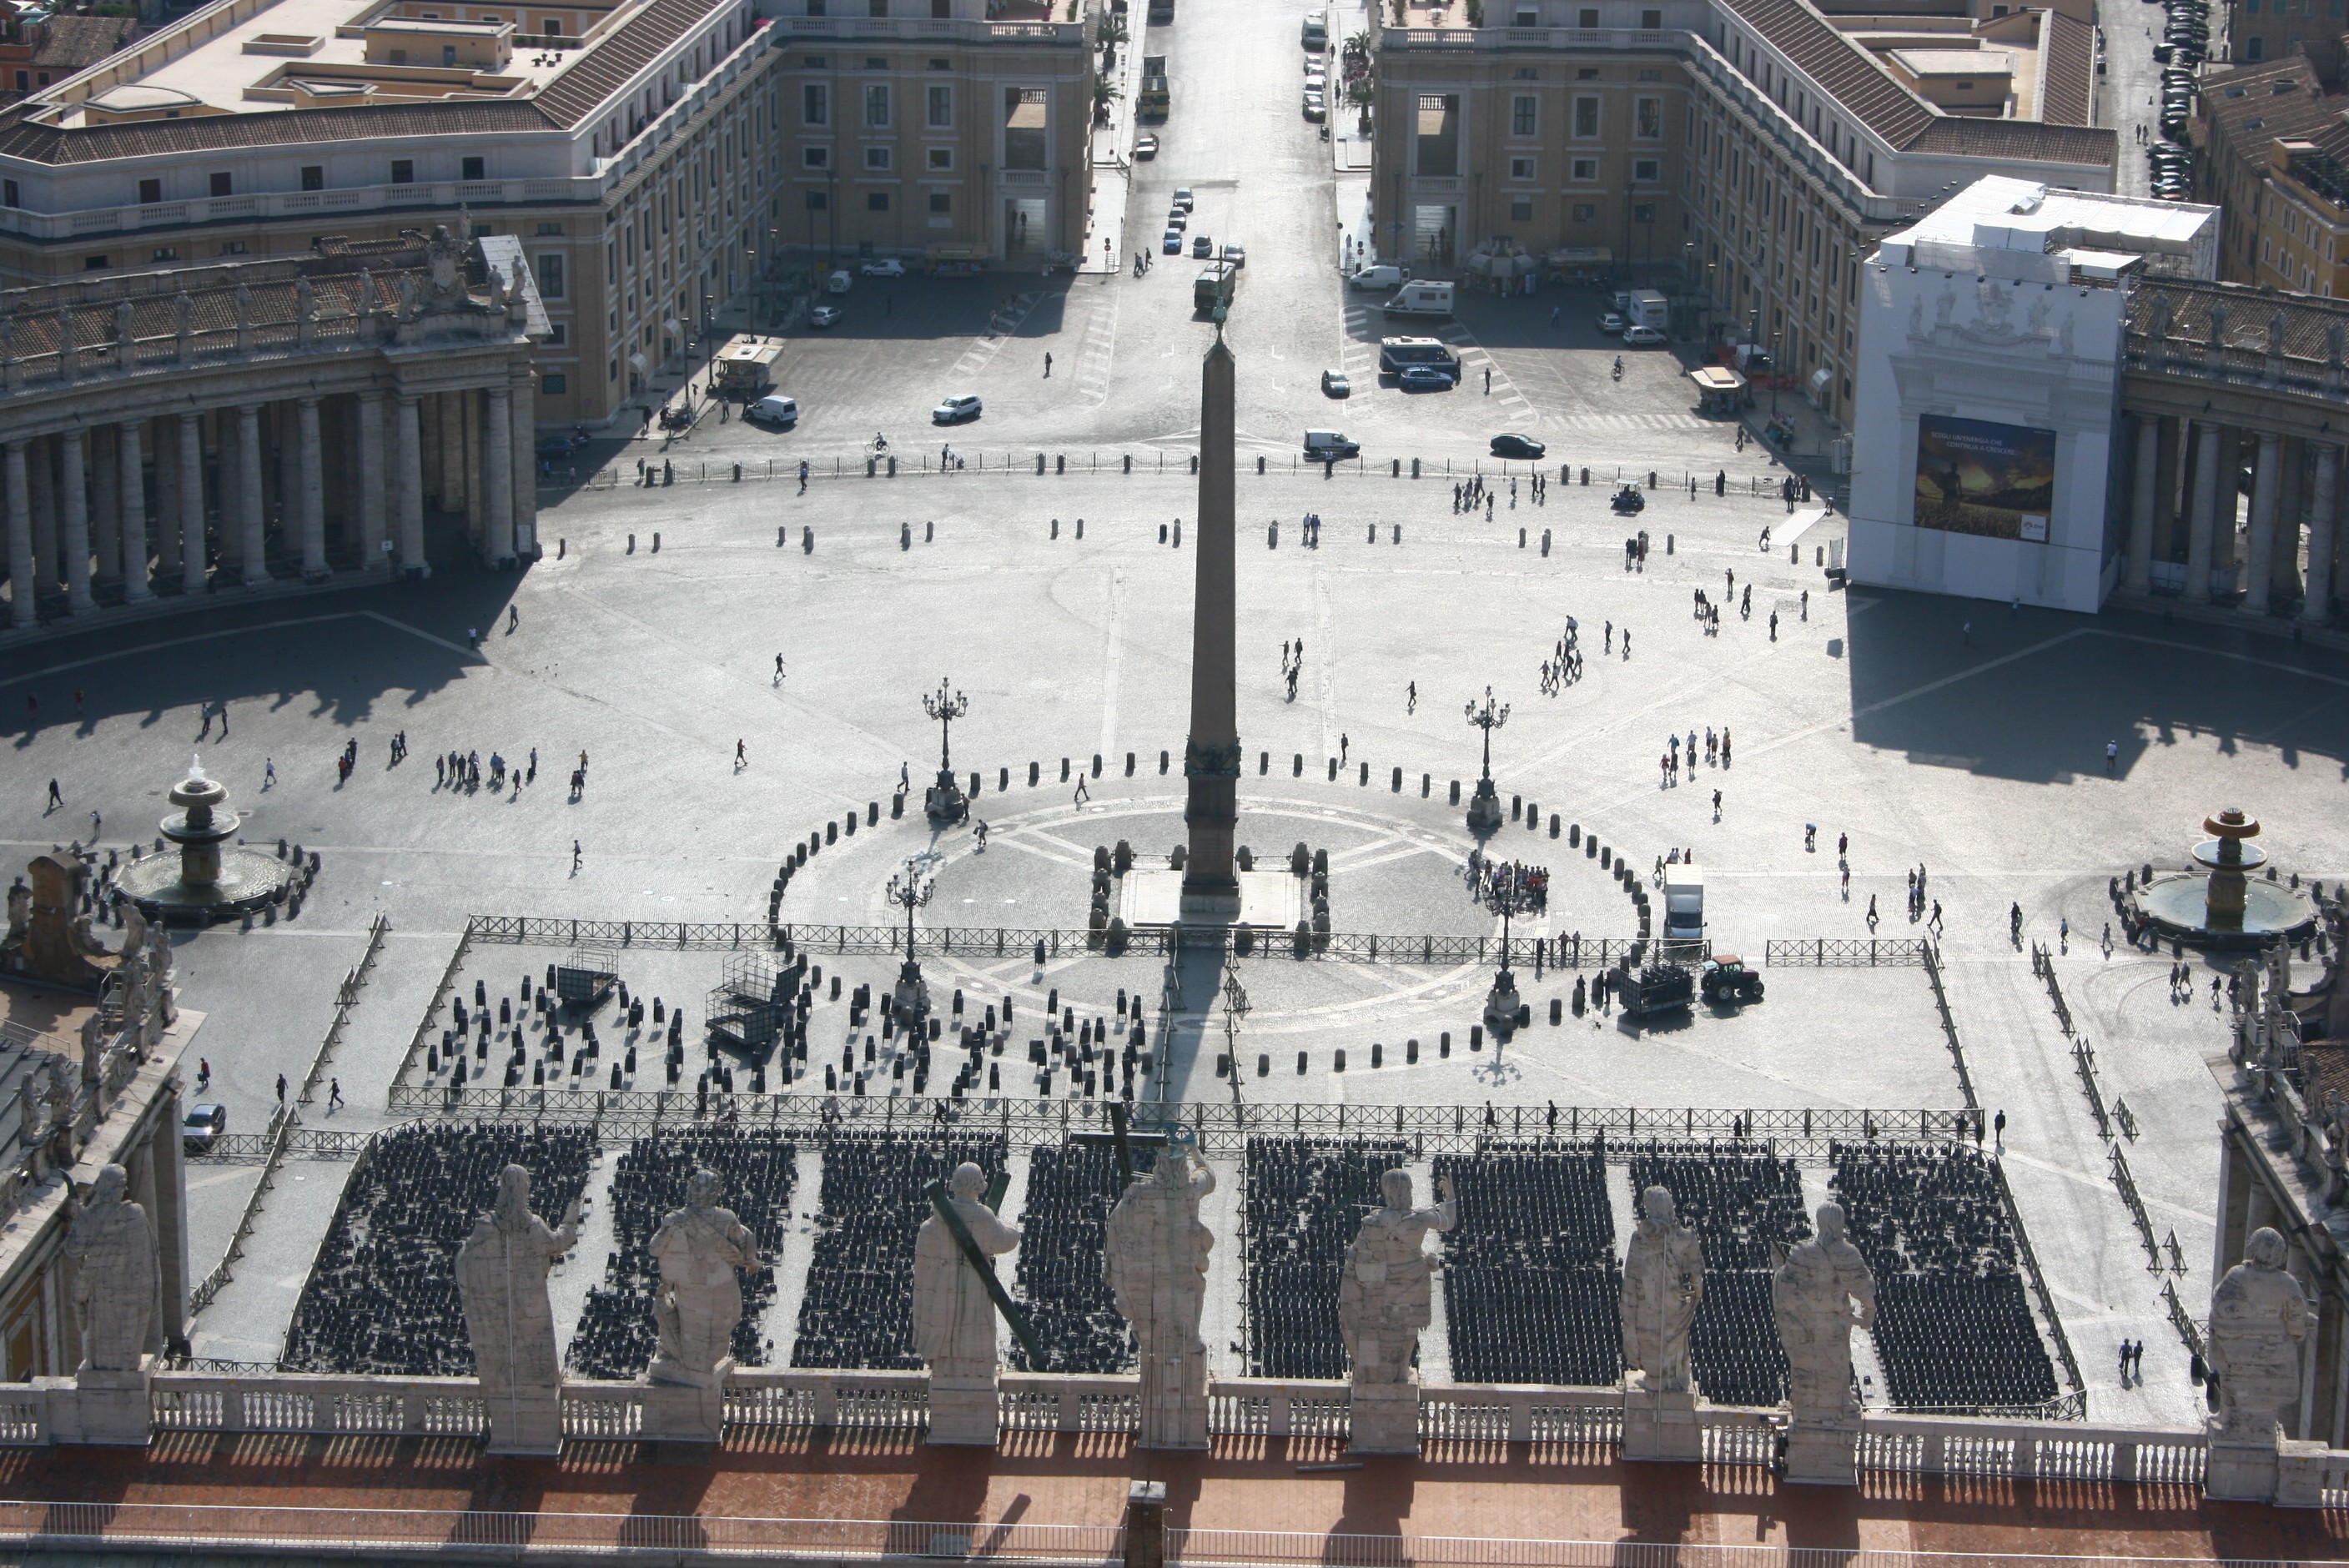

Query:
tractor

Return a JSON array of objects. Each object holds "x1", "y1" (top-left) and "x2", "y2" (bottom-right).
[{"x1": 1700, "y1": 955, "x2": 1765, "y2": 1007}]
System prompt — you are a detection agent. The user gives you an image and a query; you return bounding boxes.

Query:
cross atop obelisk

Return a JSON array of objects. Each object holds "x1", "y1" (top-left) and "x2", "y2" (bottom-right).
[{"x1": 1179, "y1": 335, "x2": 1240, "y2": 917}]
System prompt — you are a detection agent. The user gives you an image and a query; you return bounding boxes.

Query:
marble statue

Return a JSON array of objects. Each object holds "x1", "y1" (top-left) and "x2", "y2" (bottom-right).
[
  {"x1": 61, "y1": 1164, "x2": 157, "y2": 1378},
  {"x1": 2209, "y1": 1227, "x2": 2311, "y2": 1441},
  {"x1": 646, "y1": 1168, "x2": 759, "y2": 1386},
  {"x1": 1621, "y1": 1185, "x2": 1704, "y2": 1396},
  {"x1": 1105, "y1": 1147, "x2": 1216, "y2": 1449},
  {"x1": 914, "y1": 1161, "x2": 1021, "y2": 1444},
  {"x1": 456, "y1": 1165, "x2": 580, "y2": 1455},
  {"x1": 1773, "y1": 1204, "x2": 1876, "y2": 1428},
  {"x1": 1337, "y1": 1168, "x2": 1455, "y2": 1453},
  {"x1": 6, "y1": 876, "x2": 28, "y2": 942}
]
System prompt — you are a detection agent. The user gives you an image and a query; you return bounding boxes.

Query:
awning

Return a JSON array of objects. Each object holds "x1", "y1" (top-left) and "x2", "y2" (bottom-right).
[
  {"x1": 1780, "y1": 507, "x2": 1831, "y2": 546},
  {"x1": 627, "y1": 351, "x2": 647, "y2": 371}
]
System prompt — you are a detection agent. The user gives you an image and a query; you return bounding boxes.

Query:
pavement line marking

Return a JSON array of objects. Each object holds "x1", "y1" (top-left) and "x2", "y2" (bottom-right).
[
  {"x1": 1998, "y1": 1146, "x2": 2209, "y2": 1226},
  {"x1": 1313, "y1": 556, "x2": 1336, "y2": 756},
  {"x1": 1099, "y1": 565, "x2": 1126, "y2": 768},
  {"x1": 0, "y1": 611, "x2": 387, "y2": 689},
  {"x1": 1076, "y1": 287, "x2": 1122, "y2": 409}
]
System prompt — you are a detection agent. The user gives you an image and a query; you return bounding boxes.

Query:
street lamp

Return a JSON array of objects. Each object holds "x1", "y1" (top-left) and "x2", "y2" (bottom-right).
[
  {"x1": 1768, "y1": 329, "x2": 1783, "y2": 419},
  {"x1": 1478, "y1": 862, "x2": 1534, "y2": 1041},
  {"x1": 1462, "y1": 685, "x2": 1509, "y2": 835},
  {"x1": 885, "y1": 853, "x2": 940, "y2": 1024},
  {"x1": 922, "y1": 676, "x2": 971, "y2": 823}
]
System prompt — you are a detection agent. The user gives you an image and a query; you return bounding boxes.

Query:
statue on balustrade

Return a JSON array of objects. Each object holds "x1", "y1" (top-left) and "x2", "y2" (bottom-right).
[
  {"x1": 1105, "y1": 1146, "x2": 1215, "y2": 1449},
  {"x1": 1621, "y1": 1185, "x2": 1704, "y2": 1396},
  {"x1": 456, "y1": 1164, "x2": 581, "y2": 1395},
  {"x1": 1772, "y1": 1202, "x2": 1875, "y2": 1425},
  {"x1": 61, "y1": 1163, "x2": 157, "y2": 1380},
  {"x1": 914, "y1": 1161, "x2": 1022, "y2": 1381},
  {"x1": 2209, "y1": 1226, "x2": 2311, "y2": 1442},
  {"x1": 646, "y1": 1168, "x2": 760, "y2": 1389},
  {"x1": 1338, "y1": 1168, "x2": 1456, "y2": 1388}
]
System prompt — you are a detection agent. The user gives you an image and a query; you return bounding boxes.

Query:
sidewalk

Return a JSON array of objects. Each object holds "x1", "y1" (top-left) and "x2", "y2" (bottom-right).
[{"x1": 1079, "y1": 22, "x2": 1148, "y2": 274}]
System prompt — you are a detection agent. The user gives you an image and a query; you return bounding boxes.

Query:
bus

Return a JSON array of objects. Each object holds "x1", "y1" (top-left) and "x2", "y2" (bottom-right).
[
  {"x1": 1378, "y1": 336, "x2": 1461, "y2": 375},
  {"x1": 1195, "y1": 260, "x2": 1239, "y2": 312}
]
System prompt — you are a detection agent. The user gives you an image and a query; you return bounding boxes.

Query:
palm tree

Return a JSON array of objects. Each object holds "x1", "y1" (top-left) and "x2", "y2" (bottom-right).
[
  {"x1": 1092, "y1": 75, "x2": 1123, "y2": 124},
  {"x1": 1097, "y1": 13, "x2": 1129, "y2": 43},
  {"x1": 1346, "y1": 28, "x2": 1371, "y2": 54}
]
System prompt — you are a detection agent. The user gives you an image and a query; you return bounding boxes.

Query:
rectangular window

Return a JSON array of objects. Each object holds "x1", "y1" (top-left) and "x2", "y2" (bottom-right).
[
  {"x1": 1577, "y1": 6, "x2": 1597, "y2": 22},
  {"x1": 867, "y1": 190, "x2": 889, "y2": 210},
  {"x1": 927, "y1": 145, "x2": 954, "y2": 168},
  {"x1": 1573, "y1": 95, "x2": 1599, "y2": 137},
  {"x1": 929, "y1": 191, "x2": 951, "y2": 213},
  {"x1": 220, "y1": 239, "x2": 247, "y2": 254},
  {"x1": 864, "y1": 55, "x2": 887, "y2": 67},
  {"x1": 542, "y1": 373, "x2": 568, "y2": 394},
  {"x1": 84, "y1": 254, "x2": 110, "y2": 270},
  {"x1": 462, "y1": 155, "x2": 485, "y2": 179},
  {"x1": 1570, "y1": 157, "x2": 1597, "y2": 180},
  {"x1": 804, "y1": 83, "x2": 829, "y2": 125},
  {"x1": 547, "y1": 323, "x2": 567, "y2": 344},
  {"x1": 1633, "y1": 158, "x2": 1660, "y2": 182},
  {"x1": 1513, "y1": 5, "x2": 1536, "y2": 20},
  {"x1": 1510, "y1": 197, "x2": 1534, "y2": 221},
  {"x1": 301, "y1": 165, "x2": 324, "y2": 191},
  {"x1": 804, "y1": 144, "x2": 831, "y2": 168},
  {"x1": 390, "y1": 159, "x2": 416, "y2": 183},
  {"x1": 928, "y1": 83, "x2": 953, "y2": 126},
  {"x1": 151, "y1": 246, "x2": 179, "y2": 262},
  {"x1": 537, "y1": 220, "x2": 564, "y2": 235},
  {"x1": 1509, "y1": 156, "x2": 1536, "y2": 179},
  {"x1": 209, "y1": 172, "x2": 232, "y2": 197},
  {"x1": 1640, "y1": 6, "x2": 1659, "y2": 22},
  {"x1": 1413, "y1": 93, "x2": 1460, "y2": 177},
  {"x1": 1, "y1": 180, "x2": 16, "y2": 209},
  {"x1": 865, "y1": 144, "x2": 893, "y2": 169},
  {"x1": 536, "y1": 253, "x2": 566, "y2": 298},
  {"x1": 807, "y1": 190, "x2": 828, "y2": 209},
  {"x1": 1511, "y1": 94, "x2": 1537, "y2": 135},
  {"x1": 138, "y1": 177, "x2": 163, "y2": 204},
  {"x1": 1635, "y1": 95, "x2": 1660, "y2": 138},
  {"x1": 1572, "y1": 202, "x2": 1596, "y2": 221},
  {"x1": 864, "y1": 83, "x2": 890, "y2": 127},
  {"x1": 1003, "y1": 85, "x2": 1048, "y2": 170},
  {"x1": 869, "y1": 0, "x2": 888, "y2": 13}
]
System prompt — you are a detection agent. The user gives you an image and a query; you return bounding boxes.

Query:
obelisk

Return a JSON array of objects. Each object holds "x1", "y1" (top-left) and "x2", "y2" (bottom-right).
[{"x1": 1179, "y1": 335, "x2": 1240, "y2": 919}]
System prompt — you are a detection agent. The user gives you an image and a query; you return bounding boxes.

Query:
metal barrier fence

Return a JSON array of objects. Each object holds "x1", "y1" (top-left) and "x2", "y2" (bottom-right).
[
  {"x1": 1919, "y1": 942, "x2": 1980, "y2": 1116},
  {"x1": 466, "y1": 914, "x2": 1648, "y2": 971},
  {"x1": 1989, "y1": 1156, "x2": 2090, "y2": 1422},
  {"x1": 1762, "y1": 937, "x2": 1927, "y2": 967},
  {"x1": 582, "y1": 451, "x2": 1798, "y2": 490},
  {"x1": 369, "y1": 1089, "x2": 1969, "y2": 1158}
]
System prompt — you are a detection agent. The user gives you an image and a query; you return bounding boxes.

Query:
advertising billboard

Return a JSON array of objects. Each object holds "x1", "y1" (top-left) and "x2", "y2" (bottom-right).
[{"x1": 1912, "y1": 415, "x2": 2056, "y2": 542}]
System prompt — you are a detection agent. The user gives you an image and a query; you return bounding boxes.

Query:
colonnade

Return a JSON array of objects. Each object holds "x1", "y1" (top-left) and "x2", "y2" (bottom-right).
[
  {"x1": 0, "y1": 369, "x2": 536, "y2": 630},
  {"x1": 2122, "y1": 411, "x2": 2341, "y2": 623}
]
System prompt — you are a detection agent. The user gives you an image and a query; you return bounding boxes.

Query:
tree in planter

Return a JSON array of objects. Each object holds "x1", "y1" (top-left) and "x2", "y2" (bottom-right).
[
  {"x1": 1097, "y1": 13, "x2": 1129, "y2": 43},
  {"x1": 1346, "y1": 29, "x2": 1371, "y2": 56},
  {"x1": 1092, "y1": 76, "x2": 1124, "y2": 125},
  {"x1": 1346, "y1": 78, "x2": 1374, "y2": 131}
]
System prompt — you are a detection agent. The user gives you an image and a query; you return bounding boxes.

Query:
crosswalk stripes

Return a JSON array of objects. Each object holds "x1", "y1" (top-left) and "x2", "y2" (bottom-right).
[{"x1": 1072, "y1": 289, "x2": 1121, "y2": 408}]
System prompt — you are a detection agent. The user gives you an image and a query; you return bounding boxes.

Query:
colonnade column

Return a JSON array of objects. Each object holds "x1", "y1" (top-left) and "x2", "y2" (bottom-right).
[
  {"x1": 28, "y1": 438, "x2": 56, "y2": 595},
  {"x1": 59, "y1": 429, "x2": 93, "y2": 614},
  {"x1": 297, "y1": 396, "x2": 327, "y2": 581},
  {"x1": 2307, "y1": 443, "x2": 2340, "y2": 626},
  {"x1": 483, "y1": 386, "x2": 516, "y2": 567},
  {"x1": 118, "y1": 420, "x2": 148, "y2": 604},
  {"x1": 395, "y1": 395, "x2": 428, "y2": 577},
  {"x1": 2244, "y1": 433, "x2": 2280, "y2": 617},
  {"x1": 2185, "y1": 420, "x2": 2219, "y2": 604},
  {"x1": 153, "y1": 424, "x2": 181, "y2": 582},
  {"x1": 90, "y1": 426, "x2": 118, "y2": 586},
  {"x1": 5, "y1": 443, "x2": 32, "y2": 630},
  {"x1": 178, "y1": 414, "x2": 207, "y2": 595},
  {"x1": 357, "y1": 392, "x2": 388, "y2": 572},
  {"x1": 237, "y1": 405, "x2": 268, "y2": 588},
  {"x1": 2125, "y1": 413, "x2": 2158, "y2": 594},
  {"x1": 510, "y1": 368, "x2": 536, "y2": 560}
]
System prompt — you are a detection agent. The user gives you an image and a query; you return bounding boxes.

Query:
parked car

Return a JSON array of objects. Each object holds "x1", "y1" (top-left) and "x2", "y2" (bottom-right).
[
  {"x1": 1597, "y1": 310, "x2": 1623, "y2": 333},
  {"x1": 1302, "y1": 92, "x2": 1326, "y2": 120},
  {"x1": 183, "y1": 1102, "x2": 227, "y2": 1155},
  {"x1": 1192, "y1": 233, "x2": 1214, "y2": 259},
  {"x1": 808, "y1": 304, "x2": 843, "y2": 328},
  {"x1": 933, "y1": 393, "x2": 983, "y2": 424},
  {"x1": 1321, "y1": 369, "x2": 1351, "y2": 397},
  {"x1": 860, "y1": 258, "x2": 907, "y2": 277},
  {"x1": 535, "y1": 434, "x2": 580, "y2": 460},
  {"x1": 1166, "y1": 206, "x2": 1187, "y2": 229},
  {"x1": 747, "y1": 395, "x2": 800, "y2": 426},
  {"x1": 1164, "y1": 227, "x2": 1186, "y2": 254},
  {"x1": 1221, "y1": 244, "x2": 1246, "y2": 269},
  {"x1": 1398, "y1": 364, "x2": 1456, "y2": 391},
  {"x1": 1134, "y1": 133, "x2": 1159, "y2": 158},
  {"x1": 1171, "y1": 187, "x2": 1195, "y2": 210},
  {"x1": 1303, "y1": 428, "x2": 1360, "y2": 459},
  {"x1": 1622, "y1": 324, "x2": 1667, "y2": 346},
  {"x1": 1490, "y1": 433, "x2": 1547, "y2": 459}
]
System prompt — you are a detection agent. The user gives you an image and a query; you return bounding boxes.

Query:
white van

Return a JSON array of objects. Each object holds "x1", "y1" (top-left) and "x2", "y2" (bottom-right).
[
  {"x1": 826, "y1": 269, "x2": 854, "y2": 294},
  {"x1": 1662, "y1": 864, "x2": 1705, "y2": 941},
  {"x1": 1301, "y1": 8, "x2": 1328, "y2": 47},
  {"x1": 1382, "y1": 279, "x2": 1455, "y2": 316},
  {"x1": 1347, "y1": 263, "x2": 1409, "y2": 290}
]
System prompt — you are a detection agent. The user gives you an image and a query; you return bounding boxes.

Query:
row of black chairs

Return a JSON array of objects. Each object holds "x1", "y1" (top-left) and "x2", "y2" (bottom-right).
[
  {"x1": 1829, "y1": 1143, "x2": 2060, "y2": 1411},
  {"x1": 564, "y1": 1128, "x2": 797, "y2": 1380},
  {"x1": 1010, "y1": 1143, "x2": 1158, "y2": 1373},
  {"x1": 1624, "y1": 1142, "x2": 1810, "y2": 1406},
  {"x1": 1241, "y1": 1138, "x2": 1408, "y2": 1380},
  {"x1": 1439, "y1": 1143, "x2": 1620, "y2": 1386},
  {"x1": 283, "y1": 1123, "x2": 596, "y2": 1375},
  {"x1": 789, "y1": 1132, "x2": 1009, "y2": 1369}
]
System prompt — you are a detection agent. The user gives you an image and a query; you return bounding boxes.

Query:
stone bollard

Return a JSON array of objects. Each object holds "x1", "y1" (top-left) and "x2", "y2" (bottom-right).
[
  {"x1": 1126, "y1": 751, "x2": 1136, "y2": 776},
  {"x1": 1421, "y1": 773, "x2": 1431, "y2": 797},
  {"x1": 1368, "y1": 523, "x2": 1376, "y2": 544},
  {"x1": 1260, "y1": 751, "x2": 1270, "y2": 774},
  {"x1": 628, "y1": 533, "x2": 636, "y2": 553},
  {"x1": 888, "y1": 792, "x2": 904, "y2": 817},
  {"x1": 1036, "y1": 454, "x2": 1047, "y2": 475},
  {"x1": 559, "y1": 538, "x2": 566, "y2": 558},
  {"x1": 1055, "y1": 455, "x2": 1065, "y2": 475},
  {"x1": 1582, "y1": 467, "x2": 1591, "y2": 485},
  {"x1": 1519, "y1": 527, "x2": 1526, "y2": 547},
  {"x1": 1667, "y1": 533, "x2": 1674, "y2": 554},
  {"x1": 1293, "y1": 753, "x2": 1303, "y2": 776},
  {"x1": 1123, "y1": 454, "x2": 1132, "y2": 473},
  {"x1": 777, "y1": 525, "x2": 786, "y2": 547},
  {"x1": 926, "y1": 520, "x2": 934, "y2": 542},
  {"x1": 1327, "y1": 757, "x2": 1338, "y2": 781},
  {"x1": 1053, "y1": 518, "x2": 1060, "y2": 538},
  {"x1": 651, "y1": 532, "x2": 660, "y2": 550},
  {"x1": 1062, "y1": 758, "x2": 1071, "y2": 781},
  {"x1": 1091, "y1": 753, "x2": 1103, "y2": 777},
  {"x1": 1392, "y1": 766, "x2": 1402, "y2": 792},
  {"x1": 1393, "y1": 524, "x2": 1401, "y2": 544},
  {"x1": 1334, "y1": 1048, "x2": 1346, "y2": 1073},
  {"x1": 1268, "y1": 520, "x2": 1279, "y2": 548},
  {"x1": 732, "y1": 463, "x2": 742, "y2": 482},
  {"x1": 869, "y1": 802, "x2": 880, "y2": 826},
  {"x1": 1029, "y1": 761, "x2": 1040, "y2": 786},
  {"x1": 1160, "y1": 749, "x2": 1170, "y2": 774},
  {"x1": 901, "y1": 522, "x2": 912, "y2": 550},
  {"x1": 1470, "y1": 1025, "x2": 1483, "y2": 1051},
  {"x1": 868, "y1": 456, "x2": 878, "y2": 477},
  {"x1": 1076, "y1": 518, "x2": 1085, "y2": 538},
  {"x1": 1550, "y1": 812, "x2": 1561, "y2": 837},
  {"x1": 998, "y1": 767, "x2": 1009, "y2": 791},
  {"x1": 1257, "y1": 455, "x2": 1266, "y2": 475},
  {"x1": 1450, "y1": 779, "x2": 1461, "y2": 804},
  {"x1": 1173, "y1": 520, "x2": 1181, "y2": 546},
  {"x1": 803, "y1": 526, "x2": 814, "y2": 553},
  {"x1": 1542, "y1": 529, "x2": 1552, "y2": 555},
  {"x1": 1411, "y1": 457, "x2": 1421, "y2": 478},
  {"x1": 1160, "y1": 524, "x2": 1169, "y2": 544},
  {"x1": 1190, "y1": 455, "x2": 1200, "y2": 475}
]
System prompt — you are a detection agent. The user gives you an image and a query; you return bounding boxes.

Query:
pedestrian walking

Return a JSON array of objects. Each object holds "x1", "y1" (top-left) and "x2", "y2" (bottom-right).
[
  {"x1": 1482, "y1": 365, "x2": 1491, "y2": 394},
  {"x1": 571, "y1": 840, "x2": 582, "y2": 871},
  {"x1": 1044, "y1": 351, "x2": 1054, "y2": 377},
  {"x1": 1865, "y1": 893, "x2": 1879, "y2": 931},
  {"x1": 198, "y1": 1058, "x2": 211, "y2": 1088},
  {"x1": 1994, "y1": 1108, "x2": 2006, "y2": 1145},
  {"x1": 1407, "y1": 680, "x2": 1417, "y2": 713},
  {"x1": 44, "y1": 778, "x2": 60, "y2": 811},
  {"x1": 276, "y1": 1073, "x2": 288, "y2": 1106},
  {"x1": 1340, "y1": 732, "x2": 1350, "y2": 763},
  {"x1": 507, "y1": 606, "x2": 519, "y2": 633},
  {"x1": 89, "y1": 809, "x2": 101, "y2": 838},
  {"x1": 799, "y1": 460, "x2": 810, "y2": 493},
  {"x1": 1962, "y1": 621, "x2": 1973, "y2": 646},
  {"x1": 1712, "y1": 788, "x2": 1721, "y2": 821},
  {"x1": 2105, "y1": 738, "x2": 2118, "y2": 776},
  {"x1": 975, "y1": 820, "x2": 990, "y2": 850},
  {"x1": 329, "y1": 1078, "x2": 344, "y2": 1111},
  {"x1": 1074, "y1": 776, "x2": 1089, "y2": 806},
  {"x1": 736, "y1": 739, "x2": 747, "y2": 767}
]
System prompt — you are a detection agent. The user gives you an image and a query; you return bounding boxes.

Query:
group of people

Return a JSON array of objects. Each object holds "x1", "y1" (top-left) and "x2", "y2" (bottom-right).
[
  {"x1": 435, "y1": 746, "x2": 541, "y2": 798},
  {"x1": 1296, "y1": 513, "x2": 1325, "y2": 546},
  {"x1": 1451, "y1": 477, "x2": 1498, "y2": 516},
  {"x1": 1657, "y1": 725, "x2": 1730, "y2": 787},
  {"x1": 1466, "y1": 851, "x2": 1550, "y2": 913},
  {"x1": 1539, "y1": 618, "x2": 1583, "y2": 694},
  {"x1": 1280, "y1": 637, "x2": 1306, "y2": 701}
]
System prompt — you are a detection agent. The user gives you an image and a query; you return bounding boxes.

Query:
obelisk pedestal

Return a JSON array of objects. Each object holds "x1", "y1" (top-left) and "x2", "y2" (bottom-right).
[{"x1": 1179, "y1": 337, "x2": 1241, "y2": 924}]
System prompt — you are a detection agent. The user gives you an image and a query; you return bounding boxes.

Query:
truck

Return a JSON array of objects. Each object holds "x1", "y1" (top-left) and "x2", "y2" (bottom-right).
[
  {"x1": 1381, "y1": 279, "x2": 1455, "y2": 316},
  {"x1": 1662, "y1": 862, "x2": 1704, "y2": 942},
  {"x1": 713, "y1": 334, "x2": 784, "y2": 400},
  {"x1": 1138, "y1": 55, "x2": 1169, "y2": 118},
  {"x1": 1301, "y1": 7, "x2": 1327, "y2": 47},
  {"x1": 1627, "y1": 288, "x2": 1669, "y2": 332},
  {"x1": 1615, "y1": 960, "x2": 1694, "y2": 1018},
  {"x1": 1194, "y1": 259, "x2": 1239, "y2": 311}
]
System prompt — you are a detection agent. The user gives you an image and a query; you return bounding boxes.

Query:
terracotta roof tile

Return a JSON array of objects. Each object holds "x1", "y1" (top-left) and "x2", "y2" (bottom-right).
[
  {"x1": 0, "y1": 101, "x2": 552, "y2": 163},
  {"x1": 2037, "y1": 9, "x2": 2093, "y2": 128},
  {"x1": 1904, "y1": 116, "x2": 2115, "y2": 164},
  {"x1": 531, "y1": 0, "x2": 729, "y2": 128},
  {"x1": 1721, "y1": 0, "x2": 1934, "y2": 147}
]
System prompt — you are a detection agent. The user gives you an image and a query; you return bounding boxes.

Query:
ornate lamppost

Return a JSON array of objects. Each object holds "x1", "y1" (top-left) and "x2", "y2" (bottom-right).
[
  {"x1": 886, "y1": 853, "x2": 939, "y2": 1024},
  {"x1": 923, "y1": 676, "x2": 971, "y2": 823},
  {"x1": 1478, "y1": 865, "x2": 1533, "y2": 1040},
  {"x1": 1462, "y1": 686, "x2": 1509, "y2": 835}
]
